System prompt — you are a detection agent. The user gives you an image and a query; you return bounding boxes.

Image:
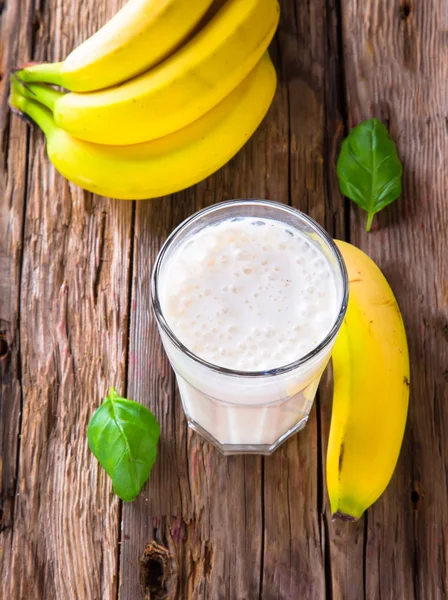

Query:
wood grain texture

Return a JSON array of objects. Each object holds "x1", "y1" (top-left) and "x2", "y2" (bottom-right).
[
  {"x1": 1, "y1": 0, "x2": 447, "y2": 598},
  {"x1": 342, "y1": 1, "x2": 448, "y2": 599},
  {"x1": 0, "y1": 0, "x2": 31, "y2": 585}
]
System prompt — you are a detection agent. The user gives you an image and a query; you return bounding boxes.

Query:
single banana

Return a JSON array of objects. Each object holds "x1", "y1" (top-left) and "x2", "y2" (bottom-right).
[
  {"x1": 9, "y1": 54, "x2": 276, "y2": 200},
  {"x1": 15, "y1": 0, "x2": 215, "y2": 92},
  {"x1": 327, "y1": 241, "x2": 410, "y2": 520},
  {"x1": 16, "y1": 0, "x2": 279, "y2": 145}
]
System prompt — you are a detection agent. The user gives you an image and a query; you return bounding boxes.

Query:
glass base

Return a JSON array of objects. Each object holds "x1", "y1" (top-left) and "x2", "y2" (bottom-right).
[{"x1": 186, "y1": 414, "x2": 309, "y2": 455}]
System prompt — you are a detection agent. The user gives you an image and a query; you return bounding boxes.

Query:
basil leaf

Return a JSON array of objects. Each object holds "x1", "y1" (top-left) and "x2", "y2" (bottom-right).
[
  {"x1": 337, "y1": 118, "x2": 402, "y2": 232},
  {"x1": 87, "y1": 387, "x2": 160, "y2": 502}
]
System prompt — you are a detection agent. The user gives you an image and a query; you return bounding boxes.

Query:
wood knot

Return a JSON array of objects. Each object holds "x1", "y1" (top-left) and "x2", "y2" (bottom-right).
[
  {"x1": 411, "y1": 488, "x2": 423, "y2": 510},
  {"x1": 140, "y1": 541, "x2": 177, "y2": 600},
  {"x1": 399, "y1": 1, "x2": 411, "y2": 20},
  {"x1": 0, "y1": 331, "x2": 9, "y2": 358},
  {"x1": 443, "y1": 324, "x2": 448, "y2": 341},
  {"x1": 0, "y1": 505, "x2": 10, "y2": 533}
]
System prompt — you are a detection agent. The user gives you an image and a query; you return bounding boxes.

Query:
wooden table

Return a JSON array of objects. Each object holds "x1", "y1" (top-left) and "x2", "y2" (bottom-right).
[{"x1": 1, "y1": 0, "x2": 447, "y2": 598}]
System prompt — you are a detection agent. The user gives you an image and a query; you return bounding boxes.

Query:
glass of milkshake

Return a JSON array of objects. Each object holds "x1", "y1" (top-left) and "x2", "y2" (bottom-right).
[{"x1": 151, "y1": 200, "x2": 348, "y2": 455}]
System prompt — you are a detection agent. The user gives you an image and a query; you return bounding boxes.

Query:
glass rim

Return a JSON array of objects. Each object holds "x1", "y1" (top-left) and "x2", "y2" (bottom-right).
[{"x1": 151, "y1": 199, "x2": 349, "y2": 379}]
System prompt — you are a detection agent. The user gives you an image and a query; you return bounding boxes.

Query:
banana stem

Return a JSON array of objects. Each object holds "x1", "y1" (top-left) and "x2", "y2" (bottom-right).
[
  {"x1": 9, "y1": 90, "x2": 56, "y2": 138},
  {"x1": 14, "y1": 62, "x2": 64, "y2": 87},
  {"x1": 12, "y1": 77, "x2": 63, "y2": 113}
]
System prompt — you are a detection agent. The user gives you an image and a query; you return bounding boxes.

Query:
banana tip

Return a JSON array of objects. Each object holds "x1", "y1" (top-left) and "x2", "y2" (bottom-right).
[
  {"x1": 8, "y1": 103, "x2": 34, "y2": 127},
  {"x1": 332, "y1": 511, "x2": 359, "y2": 522}
]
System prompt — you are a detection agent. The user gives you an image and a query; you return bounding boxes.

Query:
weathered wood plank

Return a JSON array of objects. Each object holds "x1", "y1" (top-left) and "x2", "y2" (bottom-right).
[
  {"x1": 1, "y1": 1, "x2": 132, "y2": 598},
  {"x1": 0, "y1": 0, "x2": 32, "y2": 587},
  {"x1": 342, "y1": 1, "x2": 448, "y2": 599}
]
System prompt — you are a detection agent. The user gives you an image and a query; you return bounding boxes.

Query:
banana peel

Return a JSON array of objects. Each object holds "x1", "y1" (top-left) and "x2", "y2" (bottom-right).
[{"x1": 327, "y1": 241, "x2": 410, "y2": 520}]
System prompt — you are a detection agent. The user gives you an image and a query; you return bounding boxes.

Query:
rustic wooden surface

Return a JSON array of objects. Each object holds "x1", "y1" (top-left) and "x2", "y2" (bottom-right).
[{"x1": 1, "y1": 0, "x2": 447, "y2": 598}]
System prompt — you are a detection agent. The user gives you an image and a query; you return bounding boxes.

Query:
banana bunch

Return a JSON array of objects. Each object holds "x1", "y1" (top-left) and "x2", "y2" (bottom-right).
[
  {"x1": 11, "y1": 0, "x2": 280, "y2": 199},
  {"x1": 327, "y1": 241, "x2": 410, "y2": 520}
]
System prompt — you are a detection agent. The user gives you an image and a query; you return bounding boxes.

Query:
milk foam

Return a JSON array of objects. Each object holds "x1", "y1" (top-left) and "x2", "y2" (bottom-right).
[{"x1": 159, "y1": 217, "x2": 338, "y2": 371}]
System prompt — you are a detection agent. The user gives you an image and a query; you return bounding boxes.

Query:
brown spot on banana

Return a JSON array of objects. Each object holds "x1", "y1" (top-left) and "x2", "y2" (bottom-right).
[
  {"x1": 338, "y1": 442, "x2": 345, "y2": 473},
  {"x1": 382, "y1": 297, "x2": 398, "y2": 308}
]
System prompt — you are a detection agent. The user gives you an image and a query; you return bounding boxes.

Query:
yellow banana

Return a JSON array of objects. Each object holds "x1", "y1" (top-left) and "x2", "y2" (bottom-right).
[
  {"x1": 16, "y1": 0, "x2": 279, "y2": 145},
  {"x1": 327, "y1": 241, "x2": 410, "y2": 520},
  {"x1": 10, "y1": 54, "x2": 276, "y2": 200},
  {"x1": 15, "y1": 0, "x2": 215, "y2": 92}
]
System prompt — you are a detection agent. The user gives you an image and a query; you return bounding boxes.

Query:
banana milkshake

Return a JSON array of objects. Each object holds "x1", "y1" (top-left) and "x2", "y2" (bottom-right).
[{"x1": 152, "y1": 200, "x2": 348, "y2": 454}]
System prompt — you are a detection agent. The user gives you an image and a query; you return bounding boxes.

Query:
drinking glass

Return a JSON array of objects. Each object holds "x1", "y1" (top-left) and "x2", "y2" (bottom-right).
[{"x1": 151, "y1": 200, "x2": 348, "y2": 455}]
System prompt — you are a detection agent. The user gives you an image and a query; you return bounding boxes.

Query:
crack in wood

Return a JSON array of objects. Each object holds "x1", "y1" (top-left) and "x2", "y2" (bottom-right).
[
  {"x1": 362, "y1": 511, "x2": 368, "y2": 600},
  {"x1": 116, "y1": 201, "x2": 137, "y2": 600},
  {"x1": 92, "y1": 209, "x2": 107, "y2": 304},
  {"x1": 315, "y1": 391, "x2": 325, "y2": 544},
  {"x1": 323, "y1": 514, "x2": 334, "y2": 600},
  {"x1": 258, "y1": 458, "x2": 265, "y2": 600}
]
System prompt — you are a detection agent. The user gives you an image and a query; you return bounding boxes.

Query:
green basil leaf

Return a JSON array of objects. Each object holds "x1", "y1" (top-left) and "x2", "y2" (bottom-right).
[
  {"x1": 87, "y1": 387, "x2": 160, "y2": 502},
  {"x1": 337, "y1": 118, "x2": 403, "y2": 232}
]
